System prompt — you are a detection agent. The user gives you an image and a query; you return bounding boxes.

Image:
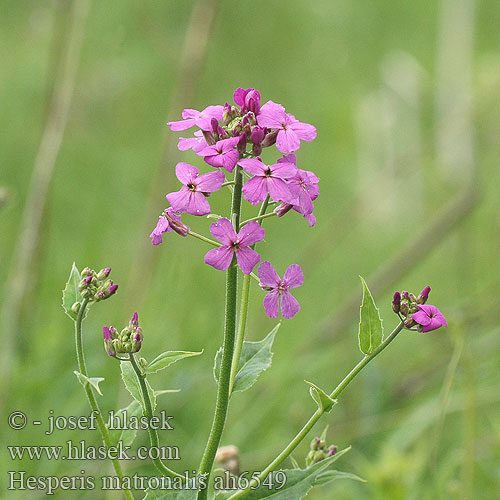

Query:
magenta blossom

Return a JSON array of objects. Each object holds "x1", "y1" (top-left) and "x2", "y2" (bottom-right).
[
  {"x1": 412, "y1": 304, "x2": 448, "y2": 333},
  {"x1": 150, "y1": 208, "x2": 180, "y2": 245},
  {"x1": 150, "y1": 208, "x2": 189, "y2": 245},
  {"x1": 178, "y1": 131, "x2": 207, "y2": 153},
  {"x1": 257, "y1": 101, "x2": 316, "y2": 153},
  {"x1": 166, "y1": 163, "x2": 225, "y2": 216},
  {"x1": 167, "y1": 105, "x2": 224, "y2": 132},
  {"x1": 238, "y1": 157, "x2": 297, "y2": 206},
  {"x1": 198, "y1": 136, "x2": 240, "y2": 172},
  {"x1": 258, "y1": 261, "x2": 304, "y2": 319},
  {"x1": 204, "y1": 218, "x2": 264, "y2": 275}
]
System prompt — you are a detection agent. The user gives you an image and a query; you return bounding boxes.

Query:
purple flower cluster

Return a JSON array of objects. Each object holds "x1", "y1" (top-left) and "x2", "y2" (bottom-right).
[{"x1": 152, "y1": 87, "x2": 320, "y2": 318}]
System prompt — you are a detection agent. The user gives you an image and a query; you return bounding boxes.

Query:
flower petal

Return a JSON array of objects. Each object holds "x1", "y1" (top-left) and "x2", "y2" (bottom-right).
[
  {"x1": 238, "y1": 158, "x2": 267, "y2": 176},
  {"x1": 167, "y1": 118, "x2": 197, "y2": 131},
  {"x1": 235, "y1": 246, "x2": 260, "y2": 275},
  {"x1": 290, "y1": 120, "x2": 317, "y2": 142},
  {"x1": 263, "y1": 290, "x2": 280, "y2": 318},
  {"x1": 258, "y1": 101, "x2": 286, "y2": 129},
  {"x1": 176, "y1": 162, "x2": 199, "y2": 185},
  {"x1": 280, "y1": 291, "x2": 300, "y2": 319},
  {"x1": 196, "y1": 170, "x2": 225, "y2": 192},
  {"x1": 268, "y1": 178, "x2": 296, "y2": 204},
  {"x1": 258, "y1": 261, "x2": 281, "y2": 288},
  {"x1": 185, "y1": 191, "x2": 211, "y2": 216},
  {"x1": 412, "y1": 309, "x2": 432, "y2": 327},
  {"x1": 238, "y1": 221, "x2": 265, "y2": 247},
  {"x1": 276, "y1": 128, "x2": 301, "y2": 153},
  {"x1": 209, "y1": 218, "x2": 236, "y2": 245},
  {"x1": 242, "y1": 176, "x2": 269, "y2": 206},
  {"x1": 270, "y1": 161, "x2": 297, "y2": 179},
  {"x1": 166, "y1": 188, "x2": 192, "y2": 213},
  {"x1": 204, "y1": 246, "x2": 234, "y2": 271},
  {"x1": 283, "y1": 264, "x2": 304, "y2": 289}
]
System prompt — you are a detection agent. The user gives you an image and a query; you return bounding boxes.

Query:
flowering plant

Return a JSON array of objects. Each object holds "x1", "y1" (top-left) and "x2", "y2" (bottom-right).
[{"x1": 62, "y1": 87, "x2": 447, "y2": 500}]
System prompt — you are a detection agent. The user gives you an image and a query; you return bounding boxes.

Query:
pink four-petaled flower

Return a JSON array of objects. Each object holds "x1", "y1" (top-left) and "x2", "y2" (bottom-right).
[
  {"x1": 198, "y1": 136, "x2": 240, "y2": 172},
  {"x1": 257, "y1": 101, "x2": 316, "y2": 153},
  {"x1": 166, "y1": 163, "x2": 225, "y2": 216},
  {"x1": 204, "y1": 218, "x2": 264, "y2": 275},
  {"x1": 412, "y1": 304, "x2": 448, "y2": 333},
  {"x1": 258, "y1": 261, "x2": 304, "y2": 319},
  {"x1": 167, "y1": 105, "x2": 224, "y2": 131},
  {"x1": 238, "y1": 157, "x2": 297, "y2": 206}
]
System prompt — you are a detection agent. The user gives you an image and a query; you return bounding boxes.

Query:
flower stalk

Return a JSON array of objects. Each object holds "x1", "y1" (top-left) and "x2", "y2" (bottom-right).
[
  {"x1": 197, "y1": 165, "x2": 243, "y2": 499},
  {"x1": 227, "y1": 320, "x2": 405, "y2": 500},
  {"x1": 74, "y1": 299, "x2": 135, "y2": 500},
  {"x1": 128, "y1": 353, "x2": 184, "y2": 480}
]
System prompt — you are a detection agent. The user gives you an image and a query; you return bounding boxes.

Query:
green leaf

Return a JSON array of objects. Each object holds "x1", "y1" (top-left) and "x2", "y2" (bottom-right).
[
  {"x1": 214, "y1": 323, "x2": 280, "y2": 393},
  {"x1": 314, "y1": 470, "x2": 366, "y2": 486},
  {"x1": 62, "y1": 263, "x2": 83, "y2": 321},
  {"x1": 107, "y1": 400, "x2": 142, "y2": 446},
  {"x1": 240, "y1": 447, "x2": 351, "y2": 500},
  {"x1": 145, "y1": 350, "x2": 203, "y2": 375},
  {"x1": 358, "y1": 276, "x2": 383, "y2": 354},
  {"x1": 154, "y1": 389, "x2": 181, "y2": 397},
  {"x1": 305, "y1": 381, "x2": 336, "y2": 413},
  {"x1": 143, "y1": 487, "x2": 199, "y2": 499},
  {"x1": 120, "y1": 361, "x2": 156, "y2": 413},
  {"x1": 74, "y1": 371, "x2": 104, "y2": 396}
]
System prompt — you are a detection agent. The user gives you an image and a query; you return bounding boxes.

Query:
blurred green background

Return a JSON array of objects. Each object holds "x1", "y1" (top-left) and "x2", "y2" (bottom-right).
[{"x1": 1, "y1": 0, "x2": 499, "y2": 499}]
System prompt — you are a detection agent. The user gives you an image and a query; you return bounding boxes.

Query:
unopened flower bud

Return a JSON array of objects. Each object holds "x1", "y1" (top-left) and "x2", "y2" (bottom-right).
[
  {"x1": 251, "y1": 126, "x2": 265, "y2": 145},
  {"x1": 81, "y1": 267, "x2": 92, "y2": 277},
  {"x1": 129, "y1": 312, "x2": 139, "y2": 328},
  {"x1": 417, "y1": 286, "x2": 431, "y2": 304},
  {"x1": 310, "y1": 437, "x2": 321, "y2": 451},
  {"x1": 165, "y1": 210, "x2": 190, "y2": 237},
  {"x1": 262, "y1": 129, "x2": 278, "y2": 147},
  {"x1": 392, "y1": 291, "x2": 401, "y2": 314},
  {"x1": 402, "y1": 291, "x2": 409, "y2": 300},
  {"x1": 409, "y1": 293, "x2": 417, "y2": 303},
  {"x1": 327, "y1": 445, "x2": 338, "y2": 456},
  {"x1": 274, "y1": 203, "x2": 293, "y2": 218},
  {"x1": 97, "y1": 267, "x2": 112, "y2": 280},
  {"x1": 202, "y1": 130, "x2": 217, "y2": 146},
  {"x1": 404, "y1": 317, "x2": 416, "y2": 329},
  {"x1": 400, "y1": 301, "x2": 409, "y2": 316},
  {"x1": 71, "y1": 302, "x2": 81, "y2": 315}
]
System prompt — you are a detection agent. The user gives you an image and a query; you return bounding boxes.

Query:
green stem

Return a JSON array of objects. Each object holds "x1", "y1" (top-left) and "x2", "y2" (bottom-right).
[
  {"x1": 228, "y1": 321, "x2": 405, "y2": 500},
  {"x1": 240, "y1": 212, "x2": 276, "y2": 226},
  {"x1": 128, "y1": 354, "x2": 184, "y2": 480},
  {"x1": 229, "y1": 197, "x2": 271, "y2": 394},
  {"x1": 197, "y1": 165, "x2": 243, "y2": 499},
  {"x1": 74, "y1": 299, "x2": 135, "y2": 500},
  {"x1": 188, "y1": 230, "x2": 220, "y2": 247}
]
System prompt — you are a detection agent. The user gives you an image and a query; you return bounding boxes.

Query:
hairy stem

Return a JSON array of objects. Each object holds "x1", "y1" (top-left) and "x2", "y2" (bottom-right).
[
  {"x1": 128, "y1": 354, "x2": 184, "y2": 480},
  {"x1": 75, "y1": 300, "x2": 135, "y2": 500},
  {"x1": 240, "y1": 211, "x2": 276, "y2": 226},
  {"x1": 188, "y1": 230, "x2": 220, "y2": 247},
  {"x1": 197, "y1": 165, "x2": 243, "y2": 499},
  {"x1": 228, "y1": 321, "x2": 405, "y2": 499}
]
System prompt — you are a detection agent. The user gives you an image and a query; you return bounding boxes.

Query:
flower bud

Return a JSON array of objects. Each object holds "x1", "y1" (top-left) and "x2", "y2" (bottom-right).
[
  {"x1": 402, "y1": 291, "x2": 409, "y2": 300},
  {"x1": 400, "y1": 301, "x2": 409, "y2": 316},
  {"x1": 392, "y1": 291, "x2": 401, "y2": 314},
  {"x1": 327, "y1": 445, "x2": 338, "y2": 456},
  {"x1": 404, "y1": 317, "x2": 415, "y2": 329},
  {"x1": 417, "y1": 286, "x2": 431, "y2": 304},
  {"x1": 251, "y1": 126, "x2": 265, "y2": 145},
  {"x1": 165, "y1": 210, "x2": 190, "y2": 237},
  {"x1": 310, "y1": 437, "x2": 321, "y2": 451},
  {"x1": 274, "y1": 203, "x2": 293, "y2": 218},
  {"x1": 262, "y1": 129, "x2": 278, "y2": 147},
  {"x1": 71, "y1": 302, "x2": 81, "y2": 315},
  {"x1": 97, "y1": 267, "x2": 112, "y2": 280}
]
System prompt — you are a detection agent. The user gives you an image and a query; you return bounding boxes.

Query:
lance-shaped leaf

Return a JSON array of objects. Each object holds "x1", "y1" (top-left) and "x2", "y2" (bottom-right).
[
  {"x1": 214, "y1": 323, "x2": 280, "y2": 393},
  {"x1": 62, "y1": 263, "x2": 83, "y2": 321},
  {"x1": 358, "y1": 277, "x2": 383, "y2": 354},
  {"x1": 74, "y1": 371, "x2": 104, "y2": 396},
  {"x1": 314, "y1": 470, "x2": 366, "y2": 486},
  {"x1": 238, "y1": 447, "x2": 352, "y2": 500},
  {"x1": 145, "y1": 350, "x2": 203, "y2": 375},
  {"x1": 305, "y1": 381, "x2": 336, "y2": 413},
  {"x1": 120, "y1": 361, "x2": 156, "y2": 413}
]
